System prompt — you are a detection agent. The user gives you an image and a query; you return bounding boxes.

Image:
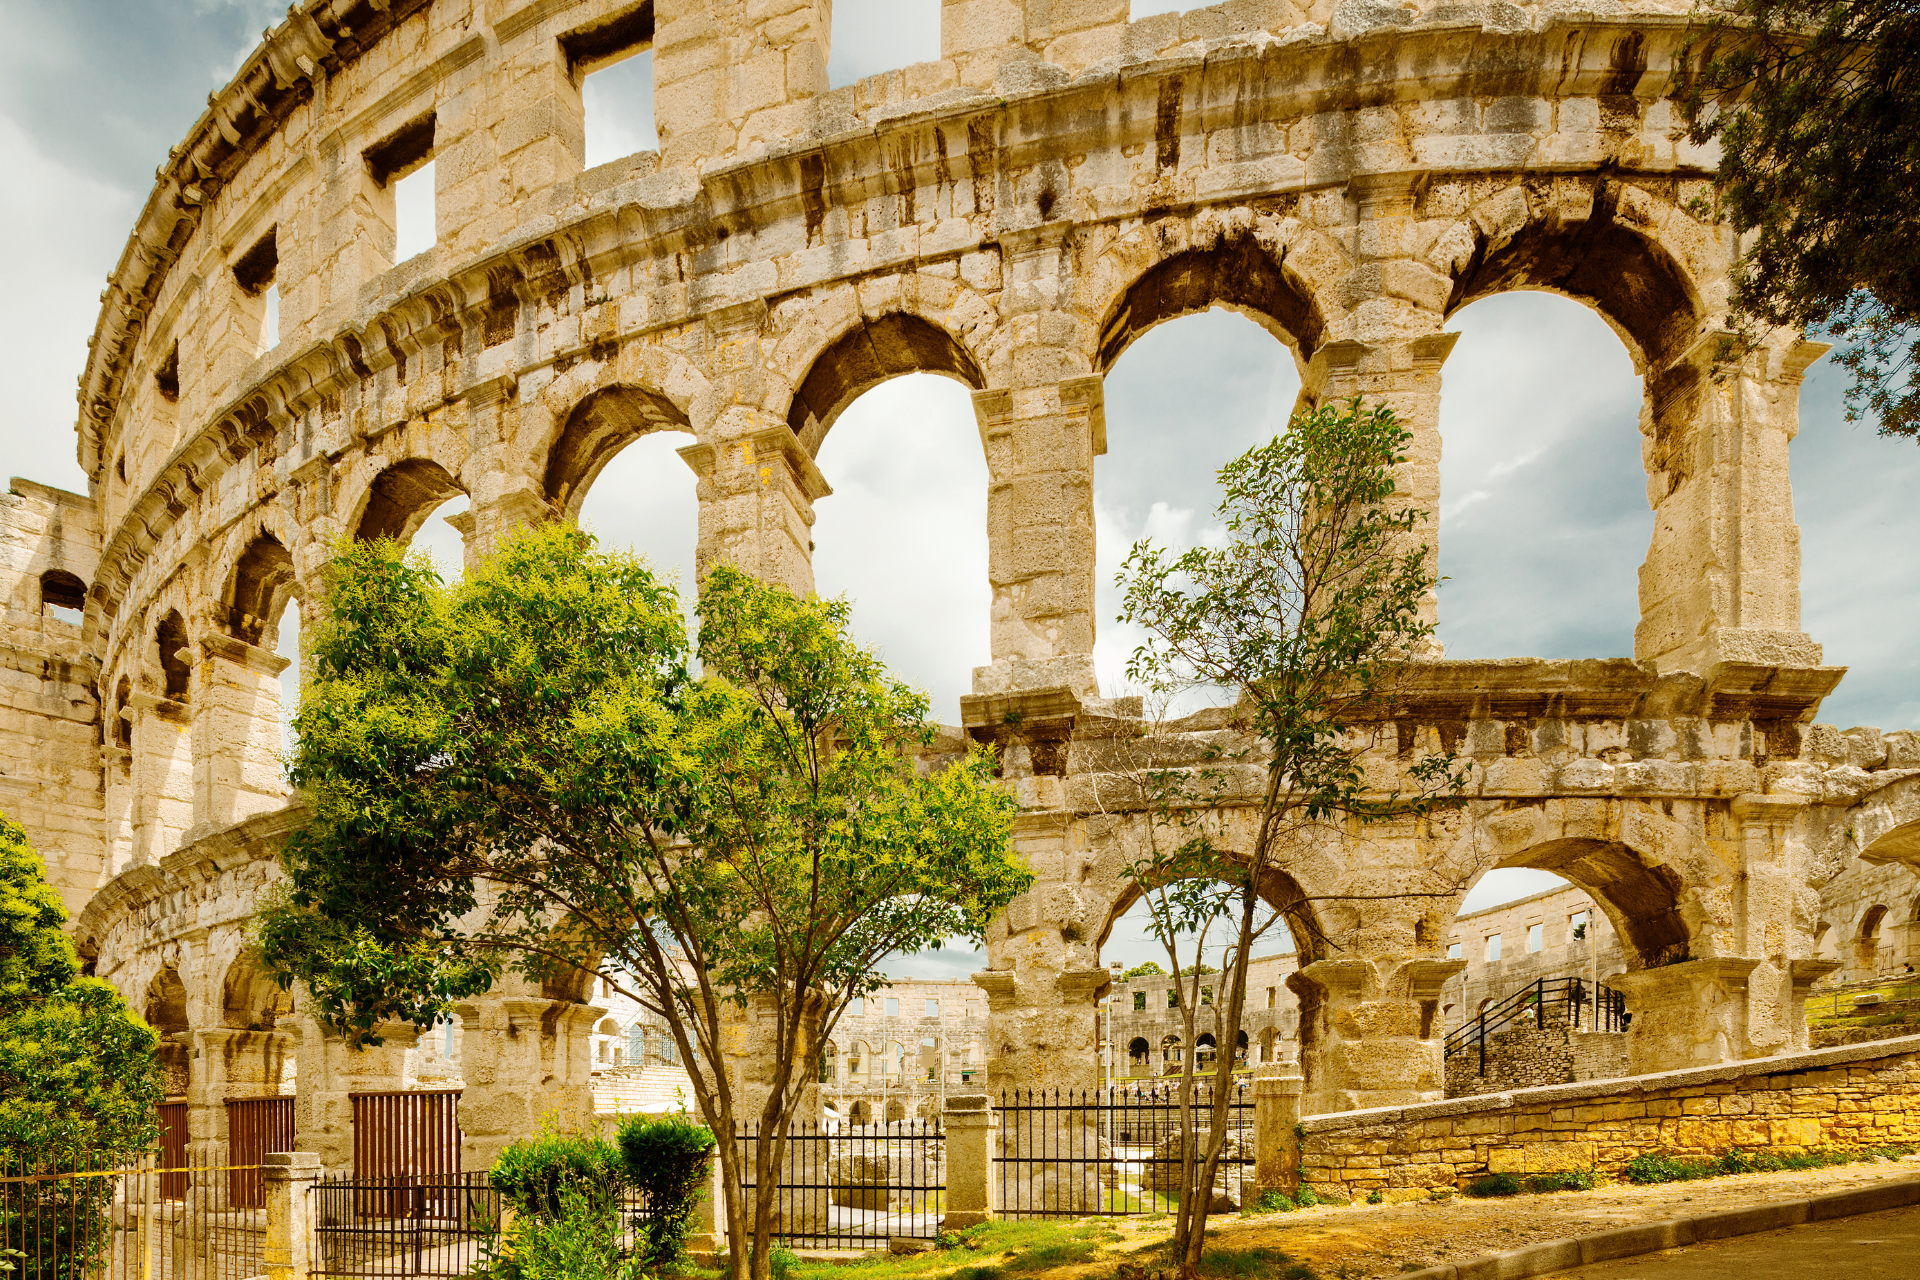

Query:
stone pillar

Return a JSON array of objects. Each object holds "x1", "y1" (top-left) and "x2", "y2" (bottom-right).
[
  {"x1": 653, "y1": 0, "x2": 830, "y2": 172},
  {"x1": 455, "y1": 994, "x2": 602, "y2": 1172},
  {"x1": 194, "y1": 637, "x2": 292, "y2": 830},
  {"x1": 262, "y1": 1151, "x2": 320, "y2": 1280},
  {"x1": 685, "y1": 1152, "x2": 724, "y2": 1259},
  {"x1": 942, "y1": 1094, "x2": 998, "y2": 1229},
  {"x1": 1609, "y1": 958, "x2": 1760, "y2": 1074},
  {"x1": 1636, "y1": 336, "x2": 1829, "y2": 673},
  {"x1": 455, "y1": 482, "x2": 546, "y2": 569},
  {"x1": 1308, "y1": 173, "x2": 1463, "y2": 645},
  {"x1": 1288, "y1": 957, "x2": 1462, "y2": 1116},
  {"x1": 1732, "y1": 792, "x2": 1816, "y2": 1057},
  {"x1": 1252, "y1": 1064, "x2": 1304, "y2": 1198},
  {"x1": 289, "y1": 1015, "x2": 419, "y2": 1174},
  {"x1": 187, "y1": 1028, "x2": 295, "y2": 1176},
  {"x1": 681, "y1": 300, "x2": 831, "y2": 597},
  {"x1": 125, "y1": 690, "x2": 193, "y2": 867}
]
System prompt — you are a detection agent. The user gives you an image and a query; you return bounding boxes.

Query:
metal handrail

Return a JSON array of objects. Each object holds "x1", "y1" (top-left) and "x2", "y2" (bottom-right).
[{"x1": 1443, "y1": 976, "x2": 1627, "y2": 1072}]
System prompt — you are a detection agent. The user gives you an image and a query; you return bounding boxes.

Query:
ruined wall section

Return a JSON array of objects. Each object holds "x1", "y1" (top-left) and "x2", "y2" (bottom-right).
[{"x1": 0, "y1": 479, "x2": 105, "y2": 918}]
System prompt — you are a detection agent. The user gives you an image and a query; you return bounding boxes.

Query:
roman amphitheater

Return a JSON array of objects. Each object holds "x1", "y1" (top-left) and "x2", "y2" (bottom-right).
[{"x1": 4, "y1": 0, "x2": 1920, "y2": 1179}]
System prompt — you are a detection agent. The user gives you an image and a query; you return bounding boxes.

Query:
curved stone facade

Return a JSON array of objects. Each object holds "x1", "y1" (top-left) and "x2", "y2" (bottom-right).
[{"x1": 0, "y1": 0, "x2": 1915, "y2": 1161}]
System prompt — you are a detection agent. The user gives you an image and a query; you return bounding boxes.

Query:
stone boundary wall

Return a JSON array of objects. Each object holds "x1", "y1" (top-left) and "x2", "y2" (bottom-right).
[{"x1": 1300, "y1": 1034, "x2": 1920, "y2": 1199}]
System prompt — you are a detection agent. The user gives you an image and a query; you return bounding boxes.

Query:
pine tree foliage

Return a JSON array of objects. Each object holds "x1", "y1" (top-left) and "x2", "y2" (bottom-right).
[{"x1": 1682, "y1": 1, "x2": 1920, "y2": 439}]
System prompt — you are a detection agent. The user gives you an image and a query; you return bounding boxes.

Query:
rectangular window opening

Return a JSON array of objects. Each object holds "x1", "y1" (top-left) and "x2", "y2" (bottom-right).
[
  {"x1": 366, "y1": 112, "x2": 437, "y2": 265},
  {"x1": 233, "y1": 229, "x2": 279, "y2": 354},
  {"x1": 1133, "y1": 991, "x2": 1146, "y2": 1011},
  {"x1": 925, "y1": 998, "x2": 939, "y2": 1018},
  {"x1": 1265, "y1": 987, "x2": 1276, "y2": 1009},
  {"x1": 565, "y1": 4, "x2": 658, "y2": 168},
  {"x1": 155, "y1": 341, "x2": 180, "y2": 402},
  {"x1": 1527, "y1": 923, "x2": 1544, "y2": 952},
  {"x1": 1447, "y1": 942, "x2": 1463, "y2": 960},
  {"x1": 885, "y1": 997, "x2": 899, "y2": 1018},
  {"x1": 1486, "y1": 934, "x2": 1502, "y2": 961}
]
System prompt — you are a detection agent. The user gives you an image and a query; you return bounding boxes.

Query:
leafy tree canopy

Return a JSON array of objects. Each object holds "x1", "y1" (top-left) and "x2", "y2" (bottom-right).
[
  {"x1": 0, "y1": 814, "x2": 161, "y2": 1158},
  {"x1": 261, "y1": 523, "x2": 1027, "y2": 1280},
  {"x1": 1683, "y1": 0, "x2": 1920, "y2": 438},
  {"x1": 1120, "y1": 961, "x2": 1166, "y2": 980}
]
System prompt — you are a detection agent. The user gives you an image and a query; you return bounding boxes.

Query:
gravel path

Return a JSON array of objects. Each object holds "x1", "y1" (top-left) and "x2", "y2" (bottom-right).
[{"x1": 1095, "y1": 1154, "x2": 1920, "y2": 1278}]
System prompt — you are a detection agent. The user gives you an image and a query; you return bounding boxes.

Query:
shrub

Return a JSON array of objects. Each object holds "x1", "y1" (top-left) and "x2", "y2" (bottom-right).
[
  {"x1": 479, "y1": 1178, "x2": 640, "y2": 1280},
  {"x1": 1527, "y1": 1169, "x2": 1596, "y2": 1193},
  {"x1": 1254, "y1": 1190, "x2": 1296, "y2": 1213},
  {"x1": 490, "y1": 1125, "x2": 625, "y2": 1218},
  {"x1": 1365, "y1": 1190, "x2": 1384, "y2": 1205},
  {"x1": 1466, "y1": 1174, "x2": 1522, "y2": 1198},
  {"x1": 615, "y1": 1114, "x2": 715, "y2": 1269},
  {"x1": 1622, "y1": 1152, "x2": 1706, "y2": 1185},
  {"x1": 1294, "y1": 1185, "x2": 1318, "y2": 1207}
]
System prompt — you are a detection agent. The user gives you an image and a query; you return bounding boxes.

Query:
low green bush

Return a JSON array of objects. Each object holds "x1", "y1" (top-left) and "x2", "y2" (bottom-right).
[
  {"x1": 1465, "y1": 1173, "x2": 1521, "y2": 1198},
  {"x1": 1294, "y1": 1185, "x2": 1318, "y2": 1207},
  {"x1": 1253, "y1": 1189, "x2": 1296, "y2": 1213},
  {"x1": 615, "y1": 1114, "x2": 716, "y2": 1270},
  {"x1": 490, "y1": 1125, "x2": 626, "y2": 1218},
  {"x1": 1526, "y1": 1169, "x2": 1596, "y2": 1193}
]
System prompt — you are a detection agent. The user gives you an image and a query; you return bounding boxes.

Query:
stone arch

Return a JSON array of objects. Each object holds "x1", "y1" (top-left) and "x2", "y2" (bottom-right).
[
  {"x1": 1127, "y1": 1036, "x2": 1149, "y2": 1066},
  {"x1": 849, "y1": 1099, "x2": 870, "y2": 1125},
  {"x1": 146, "y1": 965, "x2": 190, "y2": 1095},
  {"x1": 783, "y1": 311, "x2": 987, "y2": 455},
  {"x1": 1854, "y1": 775, "x2": 1920, "y2": 868},
  {"x1": 350, "y1": 458, "x2": 467, "y2": 544},
  {"x1": 543, "y1": 384, "x2": 694, "y2": 519},
  {"x1": 884, "y1": 1098, "x2": 906, "y2": 1123},
  {"x1": 1092, "y1": 230, "x2": 1328, "y2": 374},
  {"x1": 40, "y1": 569, "x2": 85, "y2": 613},
  {"x1": 220, "y1": 951, "x2": 292, "y2": 1030},
  {"x1": 223, "y1": 532, "x2": 298, "y2": 646},
  {"x1": 155, "y1": 610, "x2": 190, "y2": 701},
  {"x1": 1860, "y1": 904, "x2": 1890, "y2": 970},
  {"x1": 1095, "y1": 857, "x2": 1331, "y2": 969},
  {"x1": 1442, "y1": 181, "x2": 1704, "y2": 374},
  {"x1": 1451, "y1": 800, "x2": 1724, "y2": 971}
]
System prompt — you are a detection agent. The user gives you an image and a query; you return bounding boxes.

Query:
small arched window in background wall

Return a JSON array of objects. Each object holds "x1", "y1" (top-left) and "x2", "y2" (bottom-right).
[
  {"x1": 39, "y1": 570, "x2": 85, "y2": 625},
  {"x1": 1860, "y1": 905, "x2": 1891, "y2": 972},
  {"x1": 156, "y1": 611, "x2": 190, "y2": 702},
  {"x1": 112, "y1": 676, "x2": 132, "y2": 751}
]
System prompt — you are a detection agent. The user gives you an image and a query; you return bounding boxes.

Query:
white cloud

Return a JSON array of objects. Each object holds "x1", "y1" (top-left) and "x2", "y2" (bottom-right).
[{"x1": 825, "y1": 0, "x2": 941, "y2": 88}]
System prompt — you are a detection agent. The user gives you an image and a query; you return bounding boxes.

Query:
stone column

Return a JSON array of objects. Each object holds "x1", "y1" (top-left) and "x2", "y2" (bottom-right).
[
  {"x1": 262, "y1": 1152, "x2": 320, "y2": 1280},
  {"x1": 1609, "y1": 958, "x2": 1761, "y2": 1074},
  {"x1": 941, "y1": 1094, "x2": 999, "y2": 1229},
  {"x1": 681, "y1": 300, "x2": 831, "y2": 597},
  {"x1": 1288, "y1": 957, "x2": 1462, "y2": 1116},
  {"x1": 288, "y1": 1015, "x2": 419, "y2": 1174},
  {"x1": 194, "y1": 636, "x2": 292, "y2": 831},
  {"x1": 187, "y1": 1028, "x2": 295, "y2": 1176},
  {"x1": 1636, "y1": 336, "x2": 1829, "y2": 673},
  {"x1": 1252, "y1": 1064, "x2": 1304, "y2": 1198},
  {"x1": 125, "y1": 690, "x2": 193, "y2": 867},
  {"x1": 455, "y1": 994, "x2": 602, "y2": 1172},
  {"x1": 1732, "y1": 792, "x2": 1816, "y2": 1057}
]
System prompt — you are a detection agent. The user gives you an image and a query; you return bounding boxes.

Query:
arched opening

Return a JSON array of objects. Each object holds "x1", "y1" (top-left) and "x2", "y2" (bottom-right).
[
  {"x1": 1463, "y1": 839, "x2": 1688, "y2": 972},
  {"x1": 353, "y1": 458, "x2": 467, "y2": 545},
  {"x1": 221, "y1": 952, "x2": 292, "y2": 1031},
  {"x1": 1093, "y1": 252, "x2": 1307, "y2": 706},
  {"x1": 885, "y1": 1098, "x2": 906, "y2": 1124},
  {"x1": 1194, "y1": 1032, "x2": 1217, "y2": 1068},
  {"x1": 155, "y1": 611, "x2": 190, "y2": 701},
  {"x1": 850, "y1": 1099, "x2": 870, "y2": 1126},
  {"x1": 40, "y1": 569, "x2": 85, "y2": 625},
  {"x1": 1435, "y1": 291, "x2": 1650, "y2": 659},
  {"x1": 1860, "y1": 905, "x2": 1890, "y2": 974},
  {"x1": 1160, "y1": 1034, "x2": 1182, "y2": 1072},
  {"x1": 226, "y1": 535, "x2": 296, "y2": 646},
  {"x1": 800, "y1": 317, "x2": 990, "y2": 723},
  {"x1": 146, "y1": 966, "x2": 190, "y2": 1095},
  {"x1": 546, "y1": 386, "x2": 693, "y2": 517},
  {"x1": 570, "y1": 396, "x2": 698, "y2": 621},
  {"x1": 1234, "y1": 1029, "x2": 1249, "y2": 1065},
  {"x1": 1128, "y1": 1036, "x2": 1149, "y2": 1070}
]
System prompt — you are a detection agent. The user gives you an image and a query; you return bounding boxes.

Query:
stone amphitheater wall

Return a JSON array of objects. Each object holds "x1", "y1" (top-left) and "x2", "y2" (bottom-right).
[{"x1": 2, "y1": 0, "x2": 1917, "y2": 1168}]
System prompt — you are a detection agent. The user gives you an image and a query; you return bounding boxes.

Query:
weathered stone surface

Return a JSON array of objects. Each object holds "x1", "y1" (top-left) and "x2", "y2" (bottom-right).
[{"x1": 0, "y1": 0, "x2": 1914, "y2": 1174}]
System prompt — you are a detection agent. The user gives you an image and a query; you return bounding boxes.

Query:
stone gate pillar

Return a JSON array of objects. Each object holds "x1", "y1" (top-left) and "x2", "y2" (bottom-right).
[
  {"x1": 186, "y1": 1029, "x2": 295, "y2": 1178},
  {"x1": 1288, "y1": 957, "x2": 1461, "y2": 1116},
  {"x1": 1732, "y1": 792, "x2": 1840, "y2": 1057},
  {"x1": 288, "y1": 1015, "x2": 418, "y2": 1174},
  {"x1": 1609, "y1": 958, "x2": 1760, "y2": 1074},
  {"x1": 1636, "y1": 336, "x2": 1829, "y2": 673},
  {"x1": 454, "y1": 992, "x2": 602, "y2": 1172}
]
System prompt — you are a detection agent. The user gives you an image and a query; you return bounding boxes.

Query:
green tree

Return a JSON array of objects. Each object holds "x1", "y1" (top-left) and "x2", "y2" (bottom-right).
[
  {"x1": 1120, "y1": 961, "x2": 1166, "y2": 980},
  {"x1": 1, "y1": 813, "x2": 162, "y2": 1280},
  {"x1": 1113, "y1": 399, "x2": 1463, "y2": 1278},
  {"x1": 260, "y1": 523, "x2": 1027, "y2": 1280},
  {"x1": 1681, "y1": 1, "x2": 1920, "y2": 438}
]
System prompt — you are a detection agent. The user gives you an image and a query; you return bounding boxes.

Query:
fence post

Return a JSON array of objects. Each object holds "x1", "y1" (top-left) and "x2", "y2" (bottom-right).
[
  {"x1": 685, "y1": 1150, "x2": 724, "y2": 1259},
  {"x1": 1252, "y1": 1065, "x2": 1304, "y2": 1198},
  {"x1": 263, "y1": 1151, "x2": 321, "y2": 1280},
  {"x1": 941, "y1": 1094, "x2": 997, "y2": 1229}
]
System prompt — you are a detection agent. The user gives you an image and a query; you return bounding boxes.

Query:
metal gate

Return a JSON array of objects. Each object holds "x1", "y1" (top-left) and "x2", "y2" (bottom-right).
[
  {"x1": 310, "y1": 1173, "x2": 499, "y2": 1279},
  {"x1": 997, "y1": 1085, "x2": 1253, "y2": 1218},
  {"x1": 226, "y1": 1096, "x2": 296, "y2": 1209},
  {"x1": 349, "y1": 1091, "x2": 462, "y2": 1220},
  {"x1": 158, "y1": 1100, "x2": 190, "y2": 1200},
  {"x1": 734, "y1": 1120, "x2": 944, "y2": 1248}
]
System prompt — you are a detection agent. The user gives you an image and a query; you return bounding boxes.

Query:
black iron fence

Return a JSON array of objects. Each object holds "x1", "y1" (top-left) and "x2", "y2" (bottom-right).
[
  {"x1": 733, "y1": 1121, "x2": 944, "y2": 1248},
  {"x1": 996, "y1": 1085, "x2": 1253, "y2": 1219},
  {"x1": 1444, "y1": 977, "x2": 1628, "y2": 1074},
  {"x1": 2, "y1": 1152, "x2": 265, "y2": 1280},
  {"x1": 310, "y1": 1173, "x2": 500, "y2": 1279}
]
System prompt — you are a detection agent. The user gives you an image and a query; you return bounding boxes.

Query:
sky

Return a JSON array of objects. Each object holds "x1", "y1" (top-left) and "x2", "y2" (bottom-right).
[{"x1": 4, "y1": 1, "x2": 1917, "y2": 980}]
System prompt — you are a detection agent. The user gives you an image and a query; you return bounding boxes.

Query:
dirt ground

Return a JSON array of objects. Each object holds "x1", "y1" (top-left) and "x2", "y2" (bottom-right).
[{"x1": 1079, "y1": 1154, "x2": 1920, "y2": 1279}]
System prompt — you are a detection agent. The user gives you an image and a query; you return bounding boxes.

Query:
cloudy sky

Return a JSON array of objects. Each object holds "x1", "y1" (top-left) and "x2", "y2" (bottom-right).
[{"x1": 5, "y1": 1, "x2": 1916, "y2": 977}]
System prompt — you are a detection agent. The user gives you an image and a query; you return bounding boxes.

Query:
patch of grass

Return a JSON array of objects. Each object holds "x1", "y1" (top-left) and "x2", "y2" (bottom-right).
[
  {"x1": 1526, "y1": 1168, "x2": 1596, "y2": 1193},
  {"x1": 1623, "y1": 1144, "x2": 1916, "y2": 1185},
  {"x1": 1195, "y1": 1246, "x2": 1317, "y2": 1279},
  {"x1": 1003, "y1": 1242, "x2": 1095, "y2": 1272}
]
